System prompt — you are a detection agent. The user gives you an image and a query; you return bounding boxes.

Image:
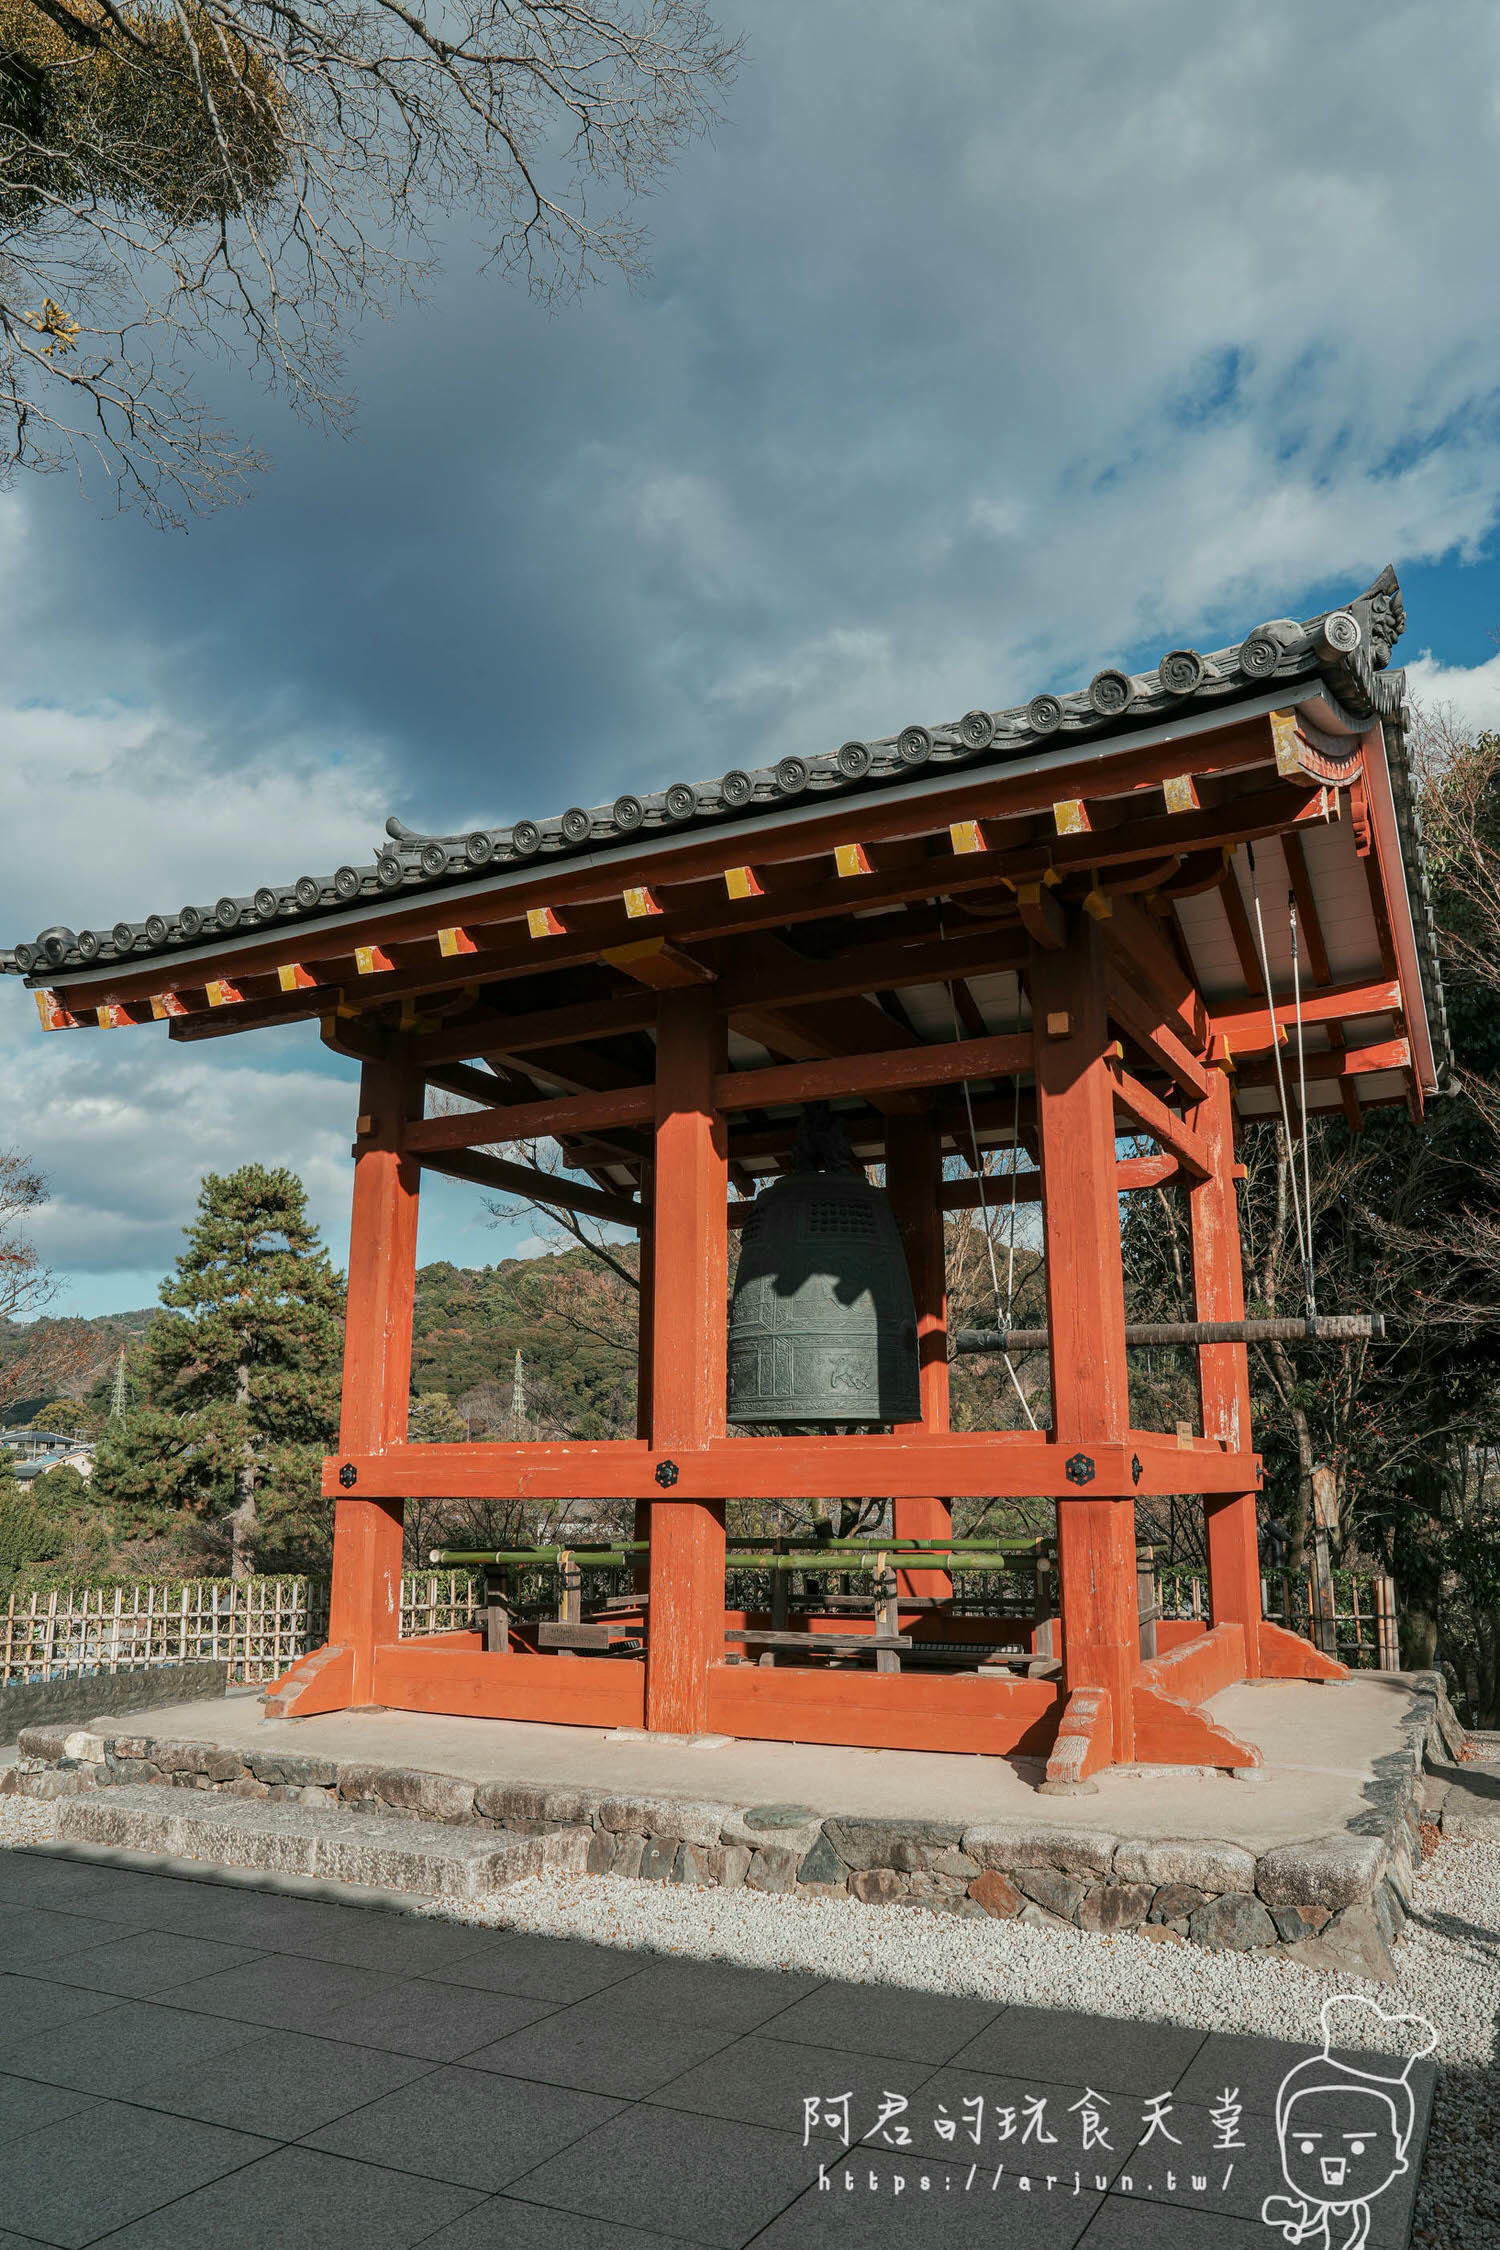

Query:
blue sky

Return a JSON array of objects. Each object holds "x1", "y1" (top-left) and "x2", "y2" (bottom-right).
[{"x1": 6, "y1": 0, "x2": 1500, "y2": 1316}]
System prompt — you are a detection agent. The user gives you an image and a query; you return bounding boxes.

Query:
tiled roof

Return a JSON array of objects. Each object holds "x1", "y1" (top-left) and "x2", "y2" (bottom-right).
[{"x1": 7, "y1": 568, "x2": 1439, "y2": 1069}]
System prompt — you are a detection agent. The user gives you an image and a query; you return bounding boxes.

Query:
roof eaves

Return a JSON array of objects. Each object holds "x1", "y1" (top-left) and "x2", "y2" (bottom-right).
[{"x1": 5, "y1": 571, "x2": 1415, "y2": 990}]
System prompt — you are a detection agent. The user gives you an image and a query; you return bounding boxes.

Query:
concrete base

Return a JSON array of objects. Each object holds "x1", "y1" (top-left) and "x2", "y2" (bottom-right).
[{"x1": 8, "y1": 1669, "x2": 1473, "y2": 1981}]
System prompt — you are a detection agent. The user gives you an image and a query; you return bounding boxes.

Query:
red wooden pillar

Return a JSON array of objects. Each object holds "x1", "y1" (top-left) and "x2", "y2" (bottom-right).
[
  {"x1": 885, "y1": 1113, "x2": 953, "y2": 1600},
  {"x1": 645, "y1": 990, "x2": 728, "y2": 1733},
  {"x1": 632, "y1": 1158, "x2": 655, "y2": 1596},
  {"x1": 328, "y1": 1057, "x2": 421, "y2": 1705},
  {"x1": 1030, "y1": 921, "x2": 1138, "y2": 1761},
  {"x1": 1189, "y1": 1066, "x2": 1264, "y2": 1674}
]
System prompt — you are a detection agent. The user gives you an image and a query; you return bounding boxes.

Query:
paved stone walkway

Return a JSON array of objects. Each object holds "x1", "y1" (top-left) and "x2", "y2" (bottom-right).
[{"x1": 0, "y1": 1848, "x2": 1434, "y2": 2248}]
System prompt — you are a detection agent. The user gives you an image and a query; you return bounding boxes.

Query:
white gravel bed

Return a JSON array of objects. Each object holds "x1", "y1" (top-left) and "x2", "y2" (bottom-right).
[{"x1": 420, "y1": 1835, "x2": 1500, "y2": 2066}]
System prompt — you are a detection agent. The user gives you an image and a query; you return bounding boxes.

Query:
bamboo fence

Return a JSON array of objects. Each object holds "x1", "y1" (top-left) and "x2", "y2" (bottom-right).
[{"x1": 0, "y1": 1561, "x2": 1399, "y2": 1686}]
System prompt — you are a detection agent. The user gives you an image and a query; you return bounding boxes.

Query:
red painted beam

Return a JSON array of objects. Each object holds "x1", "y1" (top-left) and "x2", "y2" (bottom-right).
[
  {"x1": 1233, "y1": 1036, "x2": 1411, "y2": 1091},
  {"x1": 939, "y1": 1154, "x2": 1177, "y2": 1208},
  {"x1": 713, "y1": 1032, "x2": 1032, "y2": 1115},
  {"x1": 1208, "y1": 978, "x2": 1402, "y2": 1051},
  {"x1": 323, "y1": 1432, "x2": 1261, "y2": 1502},
  {"x1": 1108, "y1": 1062, "x2": 1211, "y2": 1178}
]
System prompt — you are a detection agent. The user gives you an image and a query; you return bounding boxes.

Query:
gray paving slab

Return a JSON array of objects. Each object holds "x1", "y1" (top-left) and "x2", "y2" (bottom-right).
[
  {"x1": 0, "y1": 2073, "x2": 94, "y2": 2150},
  {"x1": 158, "y1": 1950, "x2": 399, "y2": 2032},
  {"x1": 92, "y1": 2147, "x2": 484, "y2": 2250},
  {"x1": 1076, "y1": 2202, "x2": 1273, "y2": 2247},
  {"x1": 0, "y1": 2098, "x2": 273, "y2": 2248},
  {"x1": 35, "y1": 1930, "x2": 266, "y2": 1998},
  {"x1": 301, "y1": 2061, "x2": 624, "y2": 2190},
  {"x1": 0, "y1": 1994, "x2": 263, "y2": 2097},
  {"x1": 0, "y1": 1972, "x2": 120, "y2": 2048},
  {"x1": 314, "y1": 1972, "x2": 559, "y2": 2060},
  {"x1": 0, "y1": 1906, "x2": 148, "y2": 1974},
  {"x1": 950, "y1": 2004, "x2": 1208, "y2": 2095},
  {"x1": 749, "y1": 2141, "x2": 1105, "y2": 2247},
  {"x1": 508, "y1": 2104, "x2": 825, "y2": 2248},
  {"x1": 126, "y1": 2027, "x2": 434, "y2": 2139},
  {"x1": 0, "y1": 1848, "x2": 1435, "y2": 2248},
  {"x1": 756, "y1": 1982, "x2": 1003, "y2": 2065},
  {"x1": 423, "y1": 1927, "x2": 651, "y2": 2002},
  {"x1": 889, "y1": 2062, "x2": 1148, "y2": 2181},
  {"x1": 464, "y1": 1987, "x2": 745, "y2": 2097},
  {"x1": 651, "y1": 2031, "x2": 937, "y2": 2140},
  {"x1": 596, "y1": 1955, "x2": 824, "y2": 2030},
  {"x1": 402, "y1": 2194, "x2": 709, "y2": 2250}
]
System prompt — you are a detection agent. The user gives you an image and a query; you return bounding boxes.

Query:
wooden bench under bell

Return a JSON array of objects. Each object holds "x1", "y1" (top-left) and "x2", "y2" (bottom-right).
[
  {"x1": 536, "y1": 1620, "x2": 644, "y2": 1652},
  {"x1": 724, "y1": 1628, "x2": 912, "y2": 1672}
]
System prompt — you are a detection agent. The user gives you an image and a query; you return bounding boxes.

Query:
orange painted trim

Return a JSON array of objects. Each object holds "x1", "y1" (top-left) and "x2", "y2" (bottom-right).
[
  {"x1": 438, "y1": 927, "x2": 480, "y2": 957},
  {"x1": 1136, "y1": 1622, "x2": 1247, "y2": 1708},
  {"x1": 1132, "y1": 1680, "x2": 1260, "y2": 1768},
  {"x1": 323, "y1": 1431, "x2": 1263, "y2": 1503},
  {"x1": 371, "y1": 1637, "x2": 646, "y2": 1727},
  {"x1": 1208, "y1": 978, "x2": 1401, "y2": 1049},
  {"x1": 1258, "y1": 1619, "x2": 1348, "y2": 1681},
  {"x1": 262, "y1": 1641, "x2": 354, "y2": 1718},
  {"x1": 707, "y1": 1662, "x2": 1061, "y2": 1758}
]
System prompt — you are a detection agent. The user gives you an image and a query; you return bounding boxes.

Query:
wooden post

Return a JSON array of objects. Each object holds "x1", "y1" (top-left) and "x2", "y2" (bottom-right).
[
  {"x1": 1311, "y1": 1463, "x2": 1339, "y2": 1659},
  {"x1": 633, "y1": 1157, "x2": 655, "y2": 1596},
  {"x1": 1136, "y1": 1545, "x2": 1159, "y2": 1661},
  {"x1": 1376, "y1": 1574, "x2": 1399, "y2": 1670},
  {"x1": 1188, "y1": 1066, "x2": 1264, "y2": 1673},
  {"x1": 645, "y1": 988, "x2": 728, "y2": 1735},
  {"x1": 327, "y1": 1056, "x2": 422, "y2": 1706},
  {"x1": 884, "y1": 1112, "x2": 953, "y2": 1600},
  {"x1": 1031, "y1": 918, "x2": 1138, "y2": 1761},
  {"x1": 874, "y1": 1555, "x2": 901, "y2": 1673}
]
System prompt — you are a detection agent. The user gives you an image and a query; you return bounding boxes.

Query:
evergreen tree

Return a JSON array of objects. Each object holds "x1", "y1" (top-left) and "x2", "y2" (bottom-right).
[{"x1": 91, "y1": 1167, "x2": 343, "y2": 1575}]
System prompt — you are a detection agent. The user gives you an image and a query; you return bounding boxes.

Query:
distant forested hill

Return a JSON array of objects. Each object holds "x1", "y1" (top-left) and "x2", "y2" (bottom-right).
[
  {"x1": 0, "y1": 1308, "x2": 156, "y2": 1426},
  {"x1": 410, "y1": 1252, "x2": 637, "y2": 1439},
  {"x1": 1, "y1": 1248, "x2": 641, "y2": 1441}
]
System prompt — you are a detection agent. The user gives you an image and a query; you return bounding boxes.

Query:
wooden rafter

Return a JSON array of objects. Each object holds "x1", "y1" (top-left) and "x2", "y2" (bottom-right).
[{"x1": 1282, "y1": 828, "x2": 1362, "y2": 1131}]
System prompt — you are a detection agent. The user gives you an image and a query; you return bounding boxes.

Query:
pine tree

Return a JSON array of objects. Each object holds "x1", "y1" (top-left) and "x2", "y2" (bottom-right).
[{"x1": 91, "y1": 1167, "x2": 344, "y2": 1576}]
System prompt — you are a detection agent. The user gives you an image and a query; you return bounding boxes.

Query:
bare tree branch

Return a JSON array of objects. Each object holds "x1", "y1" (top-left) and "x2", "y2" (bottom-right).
[{"x1": 0, "y1": 0, "x2": 739, "y2": 520}]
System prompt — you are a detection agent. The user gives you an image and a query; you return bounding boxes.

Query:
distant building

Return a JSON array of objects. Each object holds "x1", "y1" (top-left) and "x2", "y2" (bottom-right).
[{"x1": 1, "y1": 1429, "x2": 96, "y2": 1482}]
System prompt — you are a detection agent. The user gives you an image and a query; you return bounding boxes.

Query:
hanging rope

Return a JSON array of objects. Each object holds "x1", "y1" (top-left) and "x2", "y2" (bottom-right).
[
  {"x1": 1287, "y1": 887, "x2": 1318, "y2": 1321},
  {"x1": 1244, "y1": 844, "x2": 1314, "y2": 1318},
  {"x1": 940, "y1": 926, "x2": 1037, "y2": 1430}
]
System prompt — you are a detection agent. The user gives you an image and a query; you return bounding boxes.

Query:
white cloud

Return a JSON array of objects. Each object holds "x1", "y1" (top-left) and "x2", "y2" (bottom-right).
[
  {"x1": 1405, "y1": 648, "x2": 1500, "y2": 735},
  {"x1": 0, "y1": 697, "x2": 394, "y2": 947}
]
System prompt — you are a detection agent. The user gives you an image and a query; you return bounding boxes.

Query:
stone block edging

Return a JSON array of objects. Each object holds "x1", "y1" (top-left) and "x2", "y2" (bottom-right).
[{"x1": 7, "y1": 1671, "x2": 1466, "y2": 1981}]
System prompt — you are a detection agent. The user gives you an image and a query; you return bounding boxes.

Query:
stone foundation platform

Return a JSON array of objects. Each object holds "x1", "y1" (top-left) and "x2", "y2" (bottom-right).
[{"x1": 6, "y1": 1670, "x2": 1476, "y2": 1982}]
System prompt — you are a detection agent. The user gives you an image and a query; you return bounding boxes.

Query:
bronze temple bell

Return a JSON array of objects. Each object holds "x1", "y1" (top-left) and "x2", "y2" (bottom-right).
[{"x1": 727, "y1": 1108, "x2": 921, "y2": 1430}]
